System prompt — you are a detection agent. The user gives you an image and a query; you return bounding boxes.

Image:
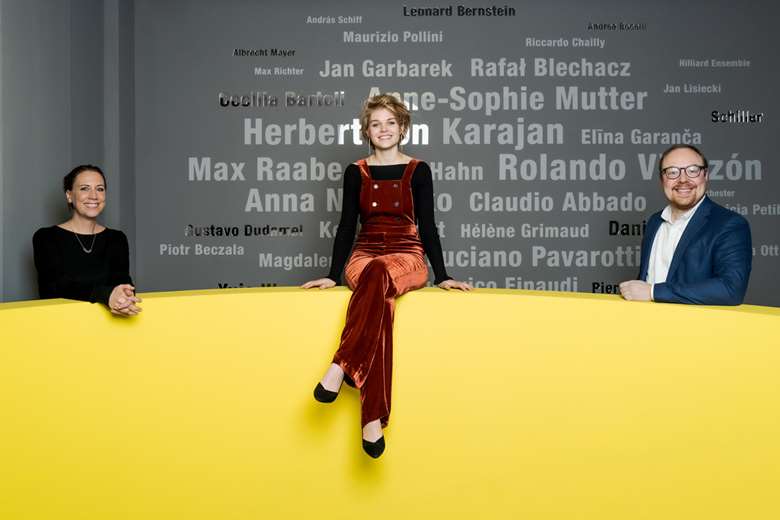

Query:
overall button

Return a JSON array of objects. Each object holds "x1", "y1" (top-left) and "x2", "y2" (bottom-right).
[
  {"x1": 392, "y1": 183, "x2": 399, "y2": 188},
  {"x1": 371, "y1": 201, "x2": 378, "y2": 207},
  {"x1": 373, "y1": 184, "x2": 379, "y2": 189},
  {"x1": 393, "y1": 201, "x2": 400, "y2": 207}
]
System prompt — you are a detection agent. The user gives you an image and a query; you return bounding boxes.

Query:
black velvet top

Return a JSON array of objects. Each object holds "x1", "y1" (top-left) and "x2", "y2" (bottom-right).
[
  {"x1": 326, "y1": 162, "x2": 451, "y2": 285},
  {"x1": 33, "y1": 226, "x2": 133, "y2": 305}
]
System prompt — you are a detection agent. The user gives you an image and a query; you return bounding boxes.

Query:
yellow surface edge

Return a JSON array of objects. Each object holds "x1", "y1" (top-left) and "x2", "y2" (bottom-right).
[{"x1": 1, "y1": 289, "x2": 779, "y2": 519}]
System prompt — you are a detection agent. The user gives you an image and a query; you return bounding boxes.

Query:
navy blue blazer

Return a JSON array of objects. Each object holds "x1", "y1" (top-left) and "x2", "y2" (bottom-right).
[{"x1": 637, "y1": 197, "x2": 752, "y2": 305}]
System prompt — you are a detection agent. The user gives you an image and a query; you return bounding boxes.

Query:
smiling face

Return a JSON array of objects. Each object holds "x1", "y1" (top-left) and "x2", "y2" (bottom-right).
[
  {"x1": 660, "y1": 147, "x2": 708, "y2": 215},
  {"x1": 66, "y1": 170, "x2": 106, "y2": 219},
  {"x1": 366, "y1": 108, "x2": 403, "y2": 151}
]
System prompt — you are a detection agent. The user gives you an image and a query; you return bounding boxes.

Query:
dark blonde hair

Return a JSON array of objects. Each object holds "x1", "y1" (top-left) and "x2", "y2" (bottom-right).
[{"x1": 359, "y1": 94, "x2": 411, "y2": 143}]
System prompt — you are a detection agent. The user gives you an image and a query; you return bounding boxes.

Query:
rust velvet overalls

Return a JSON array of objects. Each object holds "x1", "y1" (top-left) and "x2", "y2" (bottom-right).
[{"x1": 332, "y1": 159, "x2": 429, "y2": 428}]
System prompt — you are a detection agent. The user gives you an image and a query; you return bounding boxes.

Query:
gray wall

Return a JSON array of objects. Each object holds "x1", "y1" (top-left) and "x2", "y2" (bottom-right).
[
  {"x1": 2, "y1": 0, "x2": 778, "y2": 306},
  {"x1": 0, "y1": 1, "x2": 4, "y2": 299},
  {"x1": 0, "y1": 0, "x2": 134, "y2": 301},
  {"x1": 133, "y1": 0, "x2": 779, "y2": 305}
]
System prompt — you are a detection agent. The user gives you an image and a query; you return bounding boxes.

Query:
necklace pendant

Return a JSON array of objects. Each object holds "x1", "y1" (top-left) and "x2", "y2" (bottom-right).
[{"x1": 71, "y1": 224, "x2": 98, "y2": 254}]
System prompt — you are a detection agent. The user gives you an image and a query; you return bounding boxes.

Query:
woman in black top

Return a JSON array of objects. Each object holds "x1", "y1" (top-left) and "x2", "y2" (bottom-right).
[
  {"x1": 33, "y1": 165, "x2": 141, "y2": 316},
  {"x1": 303, "y1": 94, "x2": 471, "y2": 457}
]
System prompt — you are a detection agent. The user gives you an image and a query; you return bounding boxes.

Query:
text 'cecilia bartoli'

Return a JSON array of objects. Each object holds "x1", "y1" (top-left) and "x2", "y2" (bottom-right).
[{"x1": 218, "y1": 91, "x2": 345, "y2": 108}]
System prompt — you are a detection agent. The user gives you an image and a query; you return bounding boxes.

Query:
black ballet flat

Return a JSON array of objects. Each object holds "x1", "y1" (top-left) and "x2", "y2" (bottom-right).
[
  {"x1": 362, "y1": 436, "x2": 385, "y2": 458},
  {"x1": 343, "y1": 373, "x2": 356, "y2": 388},
  {"x1": 313, "y1": 382, "x2": 341, "y2": 403}
]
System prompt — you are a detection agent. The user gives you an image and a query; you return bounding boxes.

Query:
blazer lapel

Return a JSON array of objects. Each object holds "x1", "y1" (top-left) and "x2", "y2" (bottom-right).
[
  {"x1": 639, "y1": 215, "x2": 662, "y2": 280},
  {"x1": 666, "y1": 197, "x2": 712, "y2": 280}
]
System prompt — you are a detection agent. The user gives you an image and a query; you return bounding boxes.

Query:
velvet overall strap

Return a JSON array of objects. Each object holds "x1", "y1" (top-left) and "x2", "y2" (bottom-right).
[
  {"x1": 401, "y1": 159, "x2": 419, "y2": 219},
  {"x1": 356, "y1": 159, "x2": 372, "y2": 181},
  {"x1": 401, "y1": 159, "x2": 419, "y2": 184}
]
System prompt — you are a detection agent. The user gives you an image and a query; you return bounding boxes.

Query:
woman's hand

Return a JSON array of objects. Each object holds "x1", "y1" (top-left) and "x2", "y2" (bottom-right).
[
  {"x1": 437, "y1": 279, "x2": 473, "y2": 291},
  {"x1": 109, "y1": 284, "x2": 143, "y2": 316},
  {"x1": 301, "y1": 278, "x2": 337, "y2": 289}
]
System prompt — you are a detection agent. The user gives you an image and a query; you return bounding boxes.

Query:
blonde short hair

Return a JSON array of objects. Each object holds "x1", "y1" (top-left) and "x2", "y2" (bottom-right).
[{"x1": 359, "y1": 94, "x2": 411, "y2": 142}]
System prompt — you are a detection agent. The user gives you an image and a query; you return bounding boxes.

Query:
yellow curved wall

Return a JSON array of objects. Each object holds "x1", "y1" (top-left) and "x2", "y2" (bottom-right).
[{"x1": 1, "y1": 288, "x2": 779, "y2": 519}]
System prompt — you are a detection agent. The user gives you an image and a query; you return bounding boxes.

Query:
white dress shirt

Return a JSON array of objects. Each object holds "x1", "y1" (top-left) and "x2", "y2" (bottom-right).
[{"x1": 646, "y1": 197, "x2": 707, "y2": 299}]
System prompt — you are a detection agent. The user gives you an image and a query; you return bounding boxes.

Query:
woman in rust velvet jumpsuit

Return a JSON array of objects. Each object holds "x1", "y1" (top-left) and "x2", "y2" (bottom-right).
[{"x1": 303, "y1": 94, "x2": 472, "y2": 458}]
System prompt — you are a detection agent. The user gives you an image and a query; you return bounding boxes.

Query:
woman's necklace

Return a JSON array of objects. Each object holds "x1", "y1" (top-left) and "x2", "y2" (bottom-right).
[{"x1": 71, "y1": 221, "x2": 97, "y2": 254}]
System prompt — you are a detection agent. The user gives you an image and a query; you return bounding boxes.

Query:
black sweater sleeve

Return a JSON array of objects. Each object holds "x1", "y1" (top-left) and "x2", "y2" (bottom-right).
[
  {"x1": 33, "y1": 228, "x2": 71, "y2": 300},
  {"x1": 412, "y1": 162, "x2": 451, "y2": 285},
  {"x1": 326, "y1": 165, "x2": 361, "y2": 283},
  {"x1": 96, "y1": 231, "x2": 133, "y2": 304}
]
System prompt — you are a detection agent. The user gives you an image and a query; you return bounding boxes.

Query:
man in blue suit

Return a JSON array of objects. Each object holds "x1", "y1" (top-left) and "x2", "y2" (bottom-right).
[{"x1": 619, "y1": 144, "x2": 752, "y2": 305}]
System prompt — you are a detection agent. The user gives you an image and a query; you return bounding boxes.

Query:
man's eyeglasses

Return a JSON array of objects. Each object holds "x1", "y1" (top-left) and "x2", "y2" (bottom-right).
[{"x1": 661, "y1": 164, "x2": 706, "y2": 179}]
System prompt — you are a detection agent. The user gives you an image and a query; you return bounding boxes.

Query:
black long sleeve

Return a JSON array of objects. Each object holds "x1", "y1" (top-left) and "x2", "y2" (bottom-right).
[
  {"x1": 33, "y1": 226, "x2": 133, "y2": 305},
  {"x1": 411, "y1": 163, "x2": 451, "y2": 285},
  {"x1": 326, "y1": 162, "x2": 451, "y2": 285},
  {"x1": 326, "y1": 165, "x2": 362, "y2": 282}
]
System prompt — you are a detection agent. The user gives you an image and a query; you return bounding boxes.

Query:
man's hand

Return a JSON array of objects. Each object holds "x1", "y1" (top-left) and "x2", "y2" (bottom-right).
[{"x1": 619, "y1": 280, "x2": 652, "y2": 301}]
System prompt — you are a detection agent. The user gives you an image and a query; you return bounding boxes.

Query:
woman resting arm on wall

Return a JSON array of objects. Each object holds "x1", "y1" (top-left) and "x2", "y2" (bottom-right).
[
  {"x1": 33, "y1": 164, "x2": 141, "y2": 316},
  {"x1": 302, "y1": 94, "x2": 471, "y2": 458}
]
